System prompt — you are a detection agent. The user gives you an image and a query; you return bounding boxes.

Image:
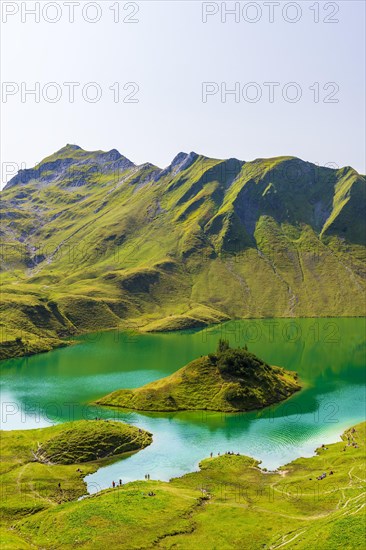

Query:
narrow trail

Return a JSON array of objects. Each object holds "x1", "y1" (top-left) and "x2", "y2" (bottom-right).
[
  {"x1": 270, "y1": 528, "x2": 306, "y2": 549},
  {"x1": 15, "y1": 462, "x2": 30, "y2": 490},
  {"x1": 15, "y1": 462, "x2": 56, "y2": 506}
]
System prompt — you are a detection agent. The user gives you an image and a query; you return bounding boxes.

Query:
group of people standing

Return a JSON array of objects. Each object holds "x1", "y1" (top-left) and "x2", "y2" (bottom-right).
[
  {"x1": 112, "y1": 479, "x2": 123, "y2": 488},
  {"x1": 112, "y1": 474, "x2": 151, "y2": 488}
]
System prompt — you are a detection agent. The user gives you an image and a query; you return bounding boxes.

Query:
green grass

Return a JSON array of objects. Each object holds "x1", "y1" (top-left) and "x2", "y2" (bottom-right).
[
  {"x1": 0, "y1": 420, "x2": 152, "y2": 523},
  {"x1": 96, "y1": 341, "x2": 301, "y2": 412},
  {"x1": 1, "y1": 421, "x2": 364, "y2": 549},
  {"x1": 141, "y1": 305, "x2": 230, "y2": 332}
]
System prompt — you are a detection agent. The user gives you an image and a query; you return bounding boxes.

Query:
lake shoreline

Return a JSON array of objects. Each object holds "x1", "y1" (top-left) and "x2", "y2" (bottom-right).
[
  {"x1": 1, "y1": 313, "x2": 365, "y2": 362},
  {"x1": 2, "y1": 421, "x2": 365, "y2": 549},
  {"x1": 85, "y1": 419, "x2": 362, "y2": 489}
]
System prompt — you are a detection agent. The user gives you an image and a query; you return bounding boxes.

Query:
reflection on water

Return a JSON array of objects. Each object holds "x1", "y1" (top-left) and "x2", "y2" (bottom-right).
[{"x1": 1, "y1": 318, "x2": 365, "y2": 490}]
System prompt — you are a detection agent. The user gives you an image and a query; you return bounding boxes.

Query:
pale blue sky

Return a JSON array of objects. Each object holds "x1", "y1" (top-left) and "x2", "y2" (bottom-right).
[{"x1": 1, "y1": 1, "x2": 365, "y2": 186}]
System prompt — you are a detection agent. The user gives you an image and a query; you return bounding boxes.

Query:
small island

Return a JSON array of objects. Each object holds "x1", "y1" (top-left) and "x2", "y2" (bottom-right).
[{"x1": 96, "y1": 340, "x2": 301, "y2": 412}]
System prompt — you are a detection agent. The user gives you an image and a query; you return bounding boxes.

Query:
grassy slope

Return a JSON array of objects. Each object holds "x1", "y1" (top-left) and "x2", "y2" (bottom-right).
[
  {"x1": 1, "y1": 147, "x2": 365, "y2": 359},
  {"x1": 1, "y1": 422, "x2": 364, "y2": 549},
  {"x1": 0, "y1": 420, "x2": 152, "y2": 522},
  {"x1": 33, "y1": 420, "x2": 152, "y2": 464},
  {"x1": 96, "y1": 347, "x2": 301, "y2": 412}
]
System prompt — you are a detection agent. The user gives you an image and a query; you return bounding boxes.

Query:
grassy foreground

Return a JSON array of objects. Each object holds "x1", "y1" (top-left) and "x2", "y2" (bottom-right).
[
  {"x1": 0, "y1": 422, "x2": 364, "y2": 549},
  {"x1": 96, "y1": 340, "x2": 300, "y2": 412}
]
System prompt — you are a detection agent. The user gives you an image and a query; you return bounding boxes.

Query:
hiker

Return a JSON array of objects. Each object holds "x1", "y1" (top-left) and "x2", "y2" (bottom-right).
[
  {"x1": 112, "y1": 481, "x2": 115, "y2": 488},
  {"x1": 58, "y1": 482, "x2": 61, "y2": 489},
  {"x1": 210, "y1": 452, "x2": 213, "y2": 458},
  {"x1": 119, "y1": 479, "x2": 122, "y2": 486}
]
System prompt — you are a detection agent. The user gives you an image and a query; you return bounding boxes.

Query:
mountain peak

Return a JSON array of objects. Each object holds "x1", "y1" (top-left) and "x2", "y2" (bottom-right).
[
  {"x1": 58, "y1": 144, "x2": 83, "y2": 153},
  {"x1": 4, "y1": 145, "x2": 135, "y2": 189},
  {"x1": 171, "y1": 151, "x2": 198, "y2": 167},
  {"x1": 99, "y1": 149, "x2": 123, "y2": 162},
  {"x1": 66, "y1": 143, "x2": 81, "y2": 149},
  {"x1": 154, "y1": 151, "x2": 199, "y2": 182}
]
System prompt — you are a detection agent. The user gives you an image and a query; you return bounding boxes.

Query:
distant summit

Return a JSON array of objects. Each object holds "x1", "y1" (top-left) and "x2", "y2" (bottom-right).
[
  {"x1": 6, "y1": 145, "x2": 135, "y2": 189},
  {"x1": 154, "y1": 151, "x2": 199, "y2": 181},
  {"x1": 59, "y1": 144, "x2": 82, "y2": 151}
]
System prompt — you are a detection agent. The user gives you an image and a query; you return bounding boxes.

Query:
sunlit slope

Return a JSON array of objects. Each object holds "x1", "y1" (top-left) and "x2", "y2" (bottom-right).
[{"x1": 1, "y1": 145, "x2": 365, "y2": 357}]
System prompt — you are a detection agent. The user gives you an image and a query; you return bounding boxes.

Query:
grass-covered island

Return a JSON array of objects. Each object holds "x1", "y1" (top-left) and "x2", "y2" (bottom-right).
[{"x1": 96, "y1": 340, "x2": 301, "y2": 412}]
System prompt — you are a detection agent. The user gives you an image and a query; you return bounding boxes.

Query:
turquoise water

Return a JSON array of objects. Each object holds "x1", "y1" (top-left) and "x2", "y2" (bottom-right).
[{"x1": 1, "y1": 318, "x2": 365, "y2": 492}]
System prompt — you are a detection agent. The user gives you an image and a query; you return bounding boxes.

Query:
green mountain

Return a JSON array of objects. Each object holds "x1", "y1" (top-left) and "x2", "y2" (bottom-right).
[
  {"x1": 1, "y1": 145, "x2": 365, "y2": 358},
  {"x1": 96, "y1": 340, "x2": 300, "y2": 412}
]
